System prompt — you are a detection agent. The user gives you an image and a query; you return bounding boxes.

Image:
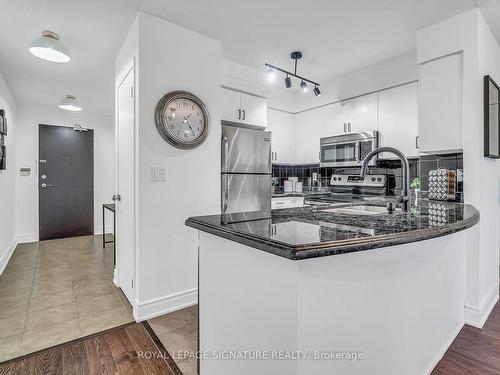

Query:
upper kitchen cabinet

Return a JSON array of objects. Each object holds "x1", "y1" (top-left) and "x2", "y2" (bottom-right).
[
  {"x1": 294, "y1": 106, "x2": 328, "y2": 163},
  {"x1": 267, "y1": 109, "x2": 295, "y2": 163},
  {"x1": 221, "y1": 88, "x2": 267, "y2": 128},
  {"x1": 346, "y1": 93, "x2": 378, "y2": 133},
  {"x1": 419, "y1": 53, "x2": 463, "y2": 153},
  {"x1": 378, "y1": 82, "x2": 419, "y2": 158}
]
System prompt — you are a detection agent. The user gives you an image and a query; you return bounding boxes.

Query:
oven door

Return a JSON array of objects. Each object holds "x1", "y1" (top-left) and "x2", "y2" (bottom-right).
[{"x1": 320, "y1": 141, "x2": 360, "y2": 167}]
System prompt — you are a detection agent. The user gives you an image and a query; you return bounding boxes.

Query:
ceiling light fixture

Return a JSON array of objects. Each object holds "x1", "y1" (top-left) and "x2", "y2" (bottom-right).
[
  {"x1": 265, "y1": 51, "x2": 322, "y2": 97},
  {"x1": 58, "y1": 95, "x2": 82, "y2": 111},
  {"x1": 266, "y1": 66, "x2": 276, "y2": 82},
  {"x1": 29, "y1": 31, "x2": 70, "y2": 63},
  {"x1": 313, "y1": 85, "x2": 322, "y2": 97},
  {"x1": 300, "y1": 80, "x2": 308, "y2": 93}
]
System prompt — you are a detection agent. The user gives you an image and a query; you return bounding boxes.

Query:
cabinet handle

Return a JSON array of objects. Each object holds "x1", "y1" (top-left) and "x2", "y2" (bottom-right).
[
  {"x1": 415, "y1": 136, "x2": 419, "y2": 149},
  {"x1": 237, "y1": 109, "x2": 241, "y2": 120},
  {"x1": 242, "y1": 109, "x2": 246, "y2": 120},
  {"x1": 275, "y1": 152, "x2": 278, "y2": 161},
  {"x1": 343, "y1": 123, "x2": 347, "y2": 133},
  {"x1": 348, "y1": 123, "x2": 351, "y2": 132}
]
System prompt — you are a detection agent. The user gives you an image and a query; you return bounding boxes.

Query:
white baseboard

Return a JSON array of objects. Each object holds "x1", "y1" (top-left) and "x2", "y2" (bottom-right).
[
  {"x1": 424, "y1": 320, "x2": 464, "y2": 375},
  {"x1": 95, "y1": 225, "x2": 114, "y2": 235},
  {"x1": 465, "y1": 283, "x2": 499, "y2": 328},
  {"x1": 0, "y1": 237, "x2": 18, "y2": 275},
  {"x1": 113, "y1": 268, "x2": 120, "y2": 287},
  {"x1": 16, "y1": 234, "x2": 38, "y2": 244},
  {"x1": 133, "y1": 288, "x2": 198, "y2": 322}
]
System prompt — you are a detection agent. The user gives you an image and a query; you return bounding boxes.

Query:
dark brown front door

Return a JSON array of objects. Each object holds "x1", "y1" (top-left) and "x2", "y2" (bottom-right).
[{"x1": 39, "y1": 124, "x2": 94, "y2": 240}]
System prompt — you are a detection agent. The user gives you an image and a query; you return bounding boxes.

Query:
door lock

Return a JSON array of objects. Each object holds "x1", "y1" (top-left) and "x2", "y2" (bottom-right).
[{"x1": 112, "y1": 194, "x2": 121, "y2": 201}]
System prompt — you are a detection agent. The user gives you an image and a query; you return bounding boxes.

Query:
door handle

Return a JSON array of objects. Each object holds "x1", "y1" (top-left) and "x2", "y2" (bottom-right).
[
  {"x1": 222, "y1": 174, "x2": 229, "y2": 214},
  {"x1": 223, "y1": 136, "x2": 229, "y2": 172},
  {"x1": 112, "y1": 194, "x2": 121, "y2": 201},
  {"x1": 41, "y1": 183, "x2": 53, "y2": 188}
]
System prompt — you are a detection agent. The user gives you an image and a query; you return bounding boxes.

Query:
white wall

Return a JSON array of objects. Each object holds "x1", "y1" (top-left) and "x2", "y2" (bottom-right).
[
  {"x1": 417, "y1": 9, "x2": 500, "y2": 327},
  {"x1": 14, "y1": 105, "x2": 114, "y2": 242},
  {"x1": 0, "y1": 74, "x2": 17, "y2": 274},
  {"x1": 222, "y1": 58, "x2": 296, "y2": 112},
  {"x1": 115, "y1": 12, "x2": 222, "y2": 320},
  {"x1": 293, "y1": 52, "x2": 417, "y2": 113}
]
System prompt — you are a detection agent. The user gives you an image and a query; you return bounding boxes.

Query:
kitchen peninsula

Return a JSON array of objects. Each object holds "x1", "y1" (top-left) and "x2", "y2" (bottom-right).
[{"x1": 186, "y1": 199, "x2": 479, "y2": 375}]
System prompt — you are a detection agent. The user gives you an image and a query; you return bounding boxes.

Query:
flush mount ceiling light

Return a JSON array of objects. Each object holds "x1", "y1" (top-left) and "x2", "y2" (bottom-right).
[
  {"x1": 58, "y1": 95, "x2": 82, "y2": 111},
  {"x1": 265, "y1": 51, "x2": 322, "y2": 96},
  {"x1": 29, "y1": 31, "x2": 70, "y2": 63}
]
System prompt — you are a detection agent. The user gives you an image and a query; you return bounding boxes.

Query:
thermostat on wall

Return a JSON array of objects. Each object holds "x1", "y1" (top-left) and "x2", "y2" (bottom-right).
[{"x1": 19, "y1": 167, "x2": 31, "y2": 176}]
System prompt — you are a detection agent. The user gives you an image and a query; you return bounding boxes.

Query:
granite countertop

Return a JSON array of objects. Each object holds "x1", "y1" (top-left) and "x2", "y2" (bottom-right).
[{"x1": 185, "y1": 199, "x2": 479, "y2": 260}]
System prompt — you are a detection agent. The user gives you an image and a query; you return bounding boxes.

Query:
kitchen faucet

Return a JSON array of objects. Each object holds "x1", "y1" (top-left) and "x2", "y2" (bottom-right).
[{"x1": 359, "y1": 147, "x2": 411, "y2": 211}]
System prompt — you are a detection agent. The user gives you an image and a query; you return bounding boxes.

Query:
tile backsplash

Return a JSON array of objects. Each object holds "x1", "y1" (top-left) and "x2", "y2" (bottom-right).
[
  {"x1": 272, "y1": 158, "x2": 419, "y2": 195},
  {"x1": 419, "y1": 152, "x2": 463, "y2": 202},
  {"x1": 273, "y1": 152, "x2": 463, "y2": 202}
]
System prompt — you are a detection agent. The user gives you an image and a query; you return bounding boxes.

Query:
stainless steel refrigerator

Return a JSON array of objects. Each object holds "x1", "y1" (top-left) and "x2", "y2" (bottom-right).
[{"x1": 221, "y1": 125, "x2": 272, "y2": 214}]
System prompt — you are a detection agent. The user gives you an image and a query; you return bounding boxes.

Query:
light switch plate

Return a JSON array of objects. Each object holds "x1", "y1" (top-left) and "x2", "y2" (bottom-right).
[{"x1": 151, "y1": 165, "x2": 167, "y2": 181}]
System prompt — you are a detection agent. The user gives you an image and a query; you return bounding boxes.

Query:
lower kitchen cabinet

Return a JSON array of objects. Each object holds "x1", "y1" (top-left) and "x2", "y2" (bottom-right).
[
  {"x1": 267, "y1": 109, "x2": 295, "y2": 163},
  {"x1": 378, "y1": 82, "x2": 419, "y2": 158},
  {"x1": 271, "y1": 196, "x2": 304, "y2": 209}
]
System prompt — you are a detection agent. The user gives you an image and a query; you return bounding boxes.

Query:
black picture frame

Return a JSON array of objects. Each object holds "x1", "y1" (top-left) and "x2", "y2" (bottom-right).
[{"x1": 484, "y1": 75, "x2": 500, "y2": 159}]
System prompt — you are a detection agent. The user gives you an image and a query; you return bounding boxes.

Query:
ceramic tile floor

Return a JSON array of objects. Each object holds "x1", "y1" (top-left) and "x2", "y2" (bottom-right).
[
  {"x1": 0, "y1": 235, "x2": 134, "y2": 362},
  {"x1": 148, "y1": 305, "x2": 198, "y2": 375}
]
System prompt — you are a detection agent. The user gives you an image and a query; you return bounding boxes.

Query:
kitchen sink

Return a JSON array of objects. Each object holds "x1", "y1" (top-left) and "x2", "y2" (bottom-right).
[{"x1": 320, "y1": 205, "x2": 395, "y2": 215}]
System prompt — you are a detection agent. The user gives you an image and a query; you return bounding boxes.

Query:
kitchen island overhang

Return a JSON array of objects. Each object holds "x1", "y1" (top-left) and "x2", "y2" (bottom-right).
[{"x1": 187, "y1": 201, "x2": 480, "y2": 375}]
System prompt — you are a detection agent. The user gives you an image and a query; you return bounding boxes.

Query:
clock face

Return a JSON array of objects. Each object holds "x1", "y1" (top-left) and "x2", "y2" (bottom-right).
[{"x1": 155, "y1": 91, "x2": 209, "y2": 149}]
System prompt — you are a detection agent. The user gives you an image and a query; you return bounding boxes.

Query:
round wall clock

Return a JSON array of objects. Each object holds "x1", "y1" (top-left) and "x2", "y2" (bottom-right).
[{"x1": 154, "y1": 91, "x2": 210, "y2": 149}]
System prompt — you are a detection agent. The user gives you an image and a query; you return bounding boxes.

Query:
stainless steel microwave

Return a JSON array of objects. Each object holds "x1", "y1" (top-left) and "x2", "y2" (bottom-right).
[{"x1": 320, "y1": 131, "x2": 379, "y2": 167}]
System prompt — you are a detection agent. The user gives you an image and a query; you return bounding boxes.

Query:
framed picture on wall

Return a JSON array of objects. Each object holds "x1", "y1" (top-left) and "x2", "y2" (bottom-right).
[{"x1": 484, "y1": 75, "x2": 500, "y2": 159}]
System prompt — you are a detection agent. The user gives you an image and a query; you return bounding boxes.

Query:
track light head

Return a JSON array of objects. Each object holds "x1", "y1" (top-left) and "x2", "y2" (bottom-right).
[
  {"x1": 313, "y1": 86, "x2": 322, "y2": 97},
  {"x1": 266, "y1": 66, "x2": 275, "y2": 82},
  {"x1": 300, "y1": 80, "x2": 308, "y2": 93},
  {"x1": 284, "y1": 75, "x2": 292, "y2": 88}
]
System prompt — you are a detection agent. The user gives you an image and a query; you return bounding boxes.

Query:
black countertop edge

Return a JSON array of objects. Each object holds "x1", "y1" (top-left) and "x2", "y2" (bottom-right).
[{"x1": 185, "y1": 209, "x2": 480, "y2": 261}]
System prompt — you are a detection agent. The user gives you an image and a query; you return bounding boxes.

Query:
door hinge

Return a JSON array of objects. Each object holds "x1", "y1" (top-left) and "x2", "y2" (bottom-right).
[{"x1": 131, "y1": 86, "x2": 134, "y2": 98}]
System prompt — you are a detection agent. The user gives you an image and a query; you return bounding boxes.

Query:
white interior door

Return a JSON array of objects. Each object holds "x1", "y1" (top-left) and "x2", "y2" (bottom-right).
[{"x1": 116, "y1": 66, "x2": 135, "y2": 303}]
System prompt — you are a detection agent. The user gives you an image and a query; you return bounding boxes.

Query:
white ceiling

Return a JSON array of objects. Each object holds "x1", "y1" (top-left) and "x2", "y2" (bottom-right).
[
  {"x1": 0, "y1": 0, "x2": 143, "y2": 115},
  {"x1": 475, "y1": 0, "x2": 500, "y2": 42},
  {"x1": 0, "y1": 0, "x2": 479, "y2": 115}
]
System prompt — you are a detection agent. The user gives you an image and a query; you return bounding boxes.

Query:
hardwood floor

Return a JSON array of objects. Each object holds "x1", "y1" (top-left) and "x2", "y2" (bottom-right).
[
  {"x1": 432, "y1": 300, "x2": 500, "y2": 374},
  {"x1": 0, "y1": 322, "x2": 182, "y2": 375}
]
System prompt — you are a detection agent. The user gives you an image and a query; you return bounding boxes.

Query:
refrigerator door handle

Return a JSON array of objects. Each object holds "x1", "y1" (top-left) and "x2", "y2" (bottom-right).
[
  {"x1": 222, "y1": 173, "x2": 229, "y2": 214},
  {"x1": 223, "y1": 136, "x2": 229, "y2": 172}
]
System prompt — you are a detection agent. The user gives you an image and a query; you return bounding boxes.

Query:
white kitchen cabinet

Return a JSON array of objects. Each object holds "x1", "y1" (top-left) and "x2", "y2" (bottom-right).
[
  {"x1": 221, "y1": 88, "x2": 242, "y2": 123},
  {"x1": 346, "y1": 93, "x2": 378, "y2": 133},
  {"x1": 419, "y1": 53, "x2": 463, "y2": 153},
  {"x1": 221, "y1": 88, "x2": 267, "y2": 128},
  {"x1": 294, "y1": 107, "x2": 326, "y2": 163},
  {"x1": 267, "y1": 109, "x2": 295, "y2": 163},
  {"x1": 378, "y1": 82, "x2": 419, "y2": 158}
]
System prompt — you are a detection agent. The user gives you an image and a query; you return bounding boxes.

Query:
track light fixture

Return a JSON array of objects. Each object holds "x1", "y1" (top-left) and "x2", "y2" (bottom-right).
[
  {"x1": 313, "y1": 85, "x2": 322, "y2": 97},
  {"x1": 300, "y1": 80, "x2": 308, "y2": 93},
  {"x1": 265, "y1": 51, "x2": 322, "y2": 97},
  {"x1": 266, "y1": 66, "x2": 276, "y2": 82}
]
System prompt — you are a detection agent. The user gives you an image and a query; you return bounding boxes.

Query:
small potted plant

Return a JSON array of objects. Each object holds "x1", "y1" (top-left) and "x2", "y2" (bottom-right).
[
  {"x1": 271, "y1": 177, "x2": 278, "y2": 195},
  {"x1": 410, "y1": 177, "x2": 421, "y2": 204}
]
